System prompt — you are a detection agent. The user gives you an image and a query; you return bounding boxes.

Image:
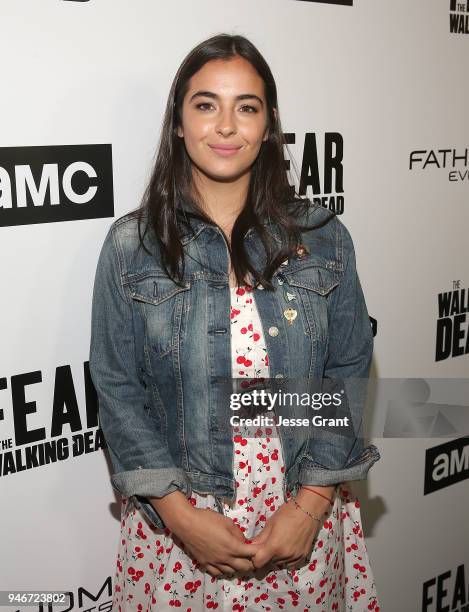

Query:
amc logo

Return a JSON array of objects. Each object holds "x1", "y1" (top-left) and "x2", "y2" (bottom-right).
[
  {"x1": 424, "y1": 437, "x2": 469, "y2": 494},
  {"x1": 0, "y1": 144, "x2": 114, "y2": 227}
]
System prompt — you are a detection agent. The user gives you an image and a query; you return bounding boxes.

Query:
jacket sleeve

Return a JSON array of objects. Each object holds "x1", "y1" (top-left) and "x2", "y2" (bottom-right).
[
  {"x1": 298, "y1": 219, "x2": 381, "y2": 487},
  {"x1": 89, "y1": 225, "x2": 192, "y2": 530}
]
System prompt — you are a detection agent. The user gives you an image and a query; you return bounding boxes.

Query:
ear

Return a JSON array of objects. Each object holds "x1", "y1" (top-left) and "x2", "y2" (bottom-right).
[{"x1": 176, "y1": 125, "x2": 184, "y2": 138}]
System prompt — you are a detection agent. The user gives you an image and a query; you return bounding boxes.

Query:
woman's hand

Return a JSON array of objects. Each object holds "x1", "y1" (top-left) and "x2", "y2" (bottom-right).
[
  {"x1": 171, "y1": 507, "x2": 261, "y2": 577},
  {"x1": 249, "y1": 490, "x2": 330, "y2": 570}
]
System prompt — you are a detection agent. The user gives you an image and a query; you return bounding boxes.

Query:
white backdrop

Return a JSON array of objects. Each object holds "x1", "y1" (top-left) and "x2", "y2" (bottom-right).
[{"x1": 1, "y1": 1, "x2": 468, "y2": 610}]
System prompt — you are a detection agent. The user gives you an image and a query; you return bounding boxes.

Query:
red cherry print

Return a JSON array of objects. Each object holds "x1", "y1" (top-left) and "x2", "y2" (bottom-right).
[{"x1": 111, "y1": 286, "x2": 379, "y2": 611}]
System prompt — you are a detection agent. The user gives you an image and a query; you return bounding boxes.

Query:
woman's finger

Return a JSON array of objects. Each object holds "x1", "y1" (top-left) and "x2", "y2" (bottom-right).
[
  {"x1": 285, "y1": 556, "x2": 306, "y2": 569},
  {"x1": 272, "y1": 552, "x2": 304, "y2": 567},
  {"x1": 214, "y1": 563, "x2": 238, "y2": 576},
  {"x1": 205, "y1": 563, "x2": 222, "y2": 577},
  {"x1": 226, "y1": 556, "x2": 256, "y2": 574}
]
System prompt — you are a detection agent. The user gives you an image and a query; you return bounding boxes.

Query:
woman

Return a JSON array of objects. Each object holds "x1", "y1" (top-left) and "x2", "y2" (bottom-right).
[{"x1": 90, "y1": 33, "x2": 381, "y2": 611}]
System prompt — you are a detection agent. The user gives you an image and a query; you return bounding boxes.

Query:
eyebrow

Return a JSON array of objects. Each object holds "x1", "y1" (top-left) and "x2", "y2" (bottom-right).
[{"x1": 188, "y1": 90, "x2": 264, "y2": 107}]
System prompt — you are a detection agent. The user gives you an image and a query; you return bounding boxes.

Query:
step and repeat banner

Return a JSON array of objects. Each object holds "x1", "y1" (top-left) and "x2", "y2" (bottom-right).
[{"x1": 0, "y1": 1, "x2": 468, "y2": 610}]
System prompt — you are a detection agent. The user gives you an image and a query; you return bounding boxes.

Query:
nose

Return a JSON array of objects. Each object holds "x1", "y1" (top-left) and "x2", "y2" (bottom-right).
[{"x1": 215, "y1": 107, "x2": 237, "y2": 137}]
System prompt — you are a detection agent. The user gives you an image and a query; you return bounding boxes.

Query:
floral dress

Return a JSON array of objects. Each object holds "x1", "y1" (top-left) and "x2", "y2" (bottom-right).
[{"x1": 112, "y1": 283, "x2": 381, "y2": 611}]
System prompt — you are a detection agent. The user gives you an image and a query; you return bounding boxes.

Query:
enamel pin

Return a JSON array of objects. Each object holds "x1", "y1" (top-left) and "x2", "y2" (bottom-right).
[
  {"x1": 295, "y1": 243, "x2": 310, "y2": 260},
  {"x1": 283, "y1": 307, "x2": 298, "y2": 325},
  {"x1": 284, "y1": 290, "x2": 297, "y2": 302}
]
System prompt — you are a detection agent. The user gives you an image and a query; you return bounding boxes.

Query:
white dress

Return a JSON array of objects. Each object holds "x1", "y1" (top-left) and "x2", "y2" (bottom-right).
[{"x1": 111, "y1": 283, "x2": 381, "y2": 611}]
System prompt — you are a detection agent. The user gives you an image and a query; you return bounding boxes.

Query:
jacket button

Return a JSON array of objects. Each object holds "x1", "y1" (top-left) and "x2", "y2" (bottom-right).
[{"x1": 268, "y1": 326, "x2": 279, "y2": 337}]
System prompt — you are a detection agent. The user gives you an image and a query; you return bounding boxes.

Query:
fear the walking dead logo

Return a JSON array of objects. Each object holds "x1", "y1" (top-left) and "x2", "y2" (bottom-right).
[
  {"x1": 0, "y1": 362, "x2": 106, "y2": 477},
  {"x1": 423, "y1": 563, "x2": 469, "y2": 612},
  {"x1": 436, "y1": 281, "x2": 469, "y2": 361},
  {"x1": 287, "y1": 131, "x2": 346, "y2": 214},
  {"x1": 450, "y1": 0, "x2": 469, "y2": 34}
]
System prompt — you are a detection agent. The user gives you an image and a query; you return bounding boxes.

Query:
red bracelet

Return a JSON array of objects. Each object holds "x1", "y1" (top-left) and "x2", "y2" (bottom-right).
[{"x1": 301, "y1": 486, "x2": 334, "y2": 506}]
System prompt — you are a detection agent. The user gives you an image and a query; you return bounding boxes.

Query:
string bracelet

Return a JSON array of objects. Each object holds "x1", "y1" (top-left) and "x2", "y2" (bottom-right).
[
  {"x1": 291, "y1": 499, "x2": 321, "y2": 524},
  {"x1": 301, "y1": 486, "x2": 334, "y2": 506}
]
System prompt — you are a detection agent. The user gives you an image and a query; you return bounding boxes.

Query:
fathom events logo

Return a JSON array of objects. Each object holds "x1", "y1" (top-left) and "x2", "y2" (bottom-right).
[
  {"x1": 0, "y1": 144, "x2": 114, "y2": 227},
  {"x1": 424, "y1": 437, "x2": 469, "y2": 494},
  {"x1": 409, "y1": 147, "x2": 469, "y2": 184}
]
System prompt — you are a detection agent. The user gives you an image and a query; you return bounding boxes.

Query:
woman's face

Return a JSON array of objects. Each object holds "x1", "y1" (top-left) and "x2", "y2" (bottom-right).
[{"x1": 177, "y1": 56, "x2": 272, "y2": 183}]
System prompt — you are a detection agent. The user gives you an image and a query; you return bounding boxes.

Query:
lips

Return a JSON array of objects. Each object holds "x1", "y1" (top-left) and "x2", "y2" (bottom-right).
[
  {"x1": 208, "y1": 144, "x2": 242, "y2": 150},
  {"x1": 208, "y1": 144, "x2": 242, "y2": 157}
]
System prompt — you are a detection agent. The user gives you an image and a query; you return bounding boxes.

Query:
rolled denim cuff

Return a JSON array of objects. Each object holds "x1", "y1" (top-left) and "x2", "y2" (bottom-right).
[
  {"x1": 111, "y1": 467, "x2": 193, "y2": 530},
  {"x1": 298, "y1": 444, "x2": 381, "y2": 486}
]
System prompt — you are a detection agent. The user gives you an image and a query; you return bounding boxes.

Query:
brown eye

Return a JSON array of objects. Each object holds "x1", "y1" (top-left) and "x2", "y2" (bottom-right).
[
  {"x1": 240, "y1": 105, "x2": 258, "y2": 113},
  {"x1": 195, "y1": 102, "x2": 214, "y2": 111}
]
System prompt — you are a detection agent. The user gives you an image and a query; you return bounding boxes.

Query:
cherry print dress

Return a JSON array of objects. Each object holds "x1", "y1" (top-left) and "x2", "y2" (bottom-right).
[{"x1": 112, "y1": 283, "x2": 381, "y2": 611}]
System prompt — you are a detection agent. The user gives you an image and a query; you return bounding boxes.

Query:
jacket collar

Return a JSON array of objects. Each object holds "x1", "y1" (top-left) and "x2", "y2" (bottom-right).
[
  {"x1": 175, "y1": 201, "x2": 216, "y2": 244},
  {"x1": 175, "y1": 199, "x2": 272, "y2": 245},
  {"x1": 175, "y1": 198, "x2": 324, "y2": 246}
]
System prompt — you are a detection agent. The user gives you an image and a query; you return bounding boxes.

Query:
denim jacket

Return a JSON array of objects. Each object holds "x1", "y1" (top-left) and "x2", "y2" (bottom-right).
[{"x1": 89, "y1": 201, "x2": 381, "y2": 529}]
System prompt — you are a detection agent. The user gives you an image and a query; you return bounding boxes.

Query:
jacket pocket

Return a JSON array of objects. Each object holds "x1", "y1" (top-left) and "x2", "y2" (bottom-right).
[
  {"x1": 129, "y1": 274, "x2": 191, "y2": 358},
  {"x1": 281, "y1": 259, "x2": 340, "y2": 342}
]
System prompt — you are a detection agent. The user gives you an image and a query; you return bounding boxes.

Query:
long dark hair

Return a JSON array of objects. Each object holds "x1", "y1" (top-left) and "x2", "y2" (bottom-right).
[{"x1": 133, "y1": 33, "x2": 335, "y2": 290}]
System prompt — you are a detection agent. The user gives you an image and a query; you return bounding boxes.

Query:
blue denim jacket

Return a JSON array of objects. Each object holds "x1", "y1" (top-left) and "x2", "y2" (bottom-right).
[{"x1": 89, "y1": 201, "x2": 381, "y2": 529}]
